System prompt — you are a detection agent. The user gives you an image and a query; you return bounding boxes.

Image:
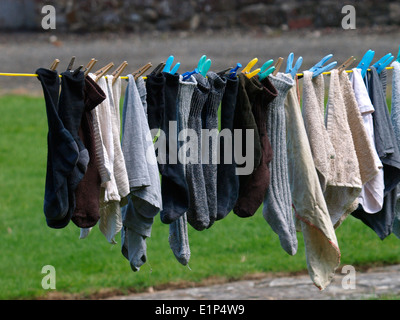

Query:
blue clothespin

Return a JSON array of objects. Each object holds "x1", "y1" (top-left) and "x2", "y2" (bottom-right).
[
  {"x1": 357, "y1": 50, "x2": 375, "y2": 78},
  {"x1": 228, "y1": 63, "x2": 242, "y2": 79},
  {"x1": 163, "y1": 55, "x2": 180, "y2": 74},
  {"x1": 200, "y1": 59, "x2": 212, "y2": 77},
  {"x1": 372, "y1": 53, "x2": 394, "y2": 74},
  {"x1": 197, "y1": 55, "x2": 207, "y2": 71},
  {"x1": 309, "y1": 54, "x2": 337, "y2": 78},
  {"x1": 258, "y1": 59, "x2": 275, "y2": 81},
  {"x1": 286, "y1": 52, "x2": 303, "y2": 78},
  {"x1": 182, "y1": 68, "x2": 199, "y2": 81}
]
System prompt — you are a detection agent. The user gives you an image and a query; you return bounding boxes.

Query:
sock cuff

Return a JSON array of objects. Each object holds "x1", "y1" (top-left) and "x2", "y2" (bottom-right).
[{"x1": 163, "y1": 72, "x2": 180, "y2": 87}]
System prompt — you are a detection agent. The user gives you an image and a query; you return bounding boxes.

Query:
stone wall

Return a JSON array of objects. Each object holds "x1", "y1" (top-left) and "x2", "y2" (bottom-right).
[{"x1": 3, "y1": 0, "x2": 400, "y2": 32}]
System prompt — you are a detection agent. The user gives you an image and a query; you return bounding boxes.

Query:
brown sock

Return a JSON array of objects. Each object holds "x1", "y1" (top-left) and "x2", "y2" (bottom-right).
[{"x1": 72, "y1": 76, "x2": 106, "y2": 228}]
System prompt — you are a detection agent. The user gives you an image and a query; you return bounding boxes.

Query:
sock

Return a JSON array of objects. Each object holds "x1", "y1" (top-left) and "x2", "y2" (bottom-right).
[
  {"x1": 186, "y1": 74, "x2": 211, "y2": 231},
  {"x1": 160, "y1": 72, "x2": 190, "y2": 224},
  {"x1": 169, "y1": 74, "x2": 197, "y2": 265},
  {"x1": 216, "y1": 75, "x2": 240, "y2": 221},
  {"x1": 146, "y1": 73, "x2": 166, "y2": 135},
  {"x1": 169, "y1": 213, "x2": 191, "y2": 266},
  {"x1": 48, "y1": 70, "x2": 88, "y2": 229},
  {"x1": 36, "y1": 68, "x2": 79, "y2": 227},
  {"x1": 262, "y1": 73, "x2": 298, "y2": 255},
  {"x1": 232, "y1": 74, "x2": 264, "y2": 218},
  {"x1": 203, "y1": 72, "x2": 226, "y2": 228},
  {"x1": 72, "y1": 75, "x2": 106, "y2": 228}
]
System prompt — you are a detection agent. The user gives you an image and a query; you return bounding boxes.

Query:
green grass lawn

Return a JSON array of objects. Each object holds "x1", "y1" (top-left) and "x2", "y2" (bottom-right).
[{"x1": 0, "y1": 95, "x2": 399, "y2": 300}]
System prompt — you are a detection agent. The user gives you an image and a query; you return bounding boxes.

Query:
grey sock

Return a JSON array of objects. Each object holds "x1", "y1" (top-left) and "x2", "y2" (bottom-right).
[
  {"x1": 186, "y1": 74, "x2": 211, "y2": 231},
  {"x1": 203, "y1": 72, "x2": 227, "y2": 228},
  {"x1": 169, "y1": 75, "x2": 197, "y2": 265},
  {"x1": 263, "y1": 73, "x2": 298, "y2": 256},
  {"x1": 169, "y1": 213, "x2": 191, "y2": 266}
]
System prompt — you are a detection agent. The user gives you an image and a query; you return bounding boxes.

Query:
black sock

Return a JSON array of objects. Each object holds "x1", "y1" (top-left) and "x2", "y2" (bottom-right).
[
  {"x1": 36, "y1": 68, "x2": 79, "y2": 228},
  {"x1": 48, "y1": 70, "x2": 87, "y2": 229},
  {"x1": 146, "y1": 73, "x2": 166, "y2": 135},
  {"x1": 160, "y1": 72, "x2": 190, "y2": 224}
]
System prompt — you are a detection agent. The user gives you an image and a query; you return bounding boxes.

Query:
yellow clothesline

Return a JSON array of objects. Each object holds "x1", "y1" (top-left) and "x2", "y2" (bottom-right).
[{"x1": 0, "y1": 66, "x2": 395, "y2": 79}]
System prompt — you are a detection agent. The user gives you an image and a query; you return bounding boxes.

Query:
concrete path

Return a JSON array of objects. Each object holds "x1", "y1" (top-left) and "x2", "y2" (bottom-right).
[{"x1": 109, "y1": 264, "x2": 400, "y2": 300}]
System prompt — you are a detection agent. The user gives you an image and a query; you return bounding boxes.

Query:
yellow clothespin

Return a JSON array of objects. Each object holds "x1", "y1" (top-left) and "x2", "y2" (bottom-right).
[
  {"x1": 111, "y1": 61, "x2": 128, "y2": 85},
  {"x1": 272, "y1": 57, "x2": 284, "y2": 76},
  {"x1": 132, "y1": 62, "x2": 153, "y2": 81},
  {"x1": 241, "y1": 58, "x2": 261, "y2": 79},
  {"x1": 338, "y1": 56, "x2": 356, "y2": 74}
]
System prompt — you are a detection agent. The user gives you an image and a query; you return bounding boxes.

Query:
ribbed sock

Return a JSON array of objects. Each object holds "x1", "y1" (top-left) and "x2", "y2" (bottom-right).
[
  {"x1": 186, "y1": 74, "x2": 211, "y2": 231},
  {"x1": 203, "y1": 72, "x2": 226, "y2": 228}
]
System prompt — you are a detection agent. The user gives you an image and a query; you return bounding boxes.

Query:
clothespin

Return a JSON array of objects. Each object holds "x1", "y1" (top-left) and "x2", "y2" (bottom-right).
[
  {"x1": 195, "y1": 55, "x2": 212, "y2": 77},
  {"x1": 72, "y1": 65, "x2": 84, "y2": 76},
  {"x1": 49, "y1": 59, "x2": 60, "y2": 71},
  {"x1": 338, "y1": 56, "x2": 356, "y2": 74},
  {"x1": 163, "y1": 56, "x2": 180, "y2": 74},
  {"x1": 132, "y1": 62, "x2": 153, "y2": 81},
  {"x1": 309, "y1": 54, "x2": 337, "y2": 78},
  {"x1": 396, "y1": 44, "x2": 400, "y2": 63},
  {"x1": 200, "y1": 59, "x2": 212, "y2": 77},
  {"x1": 84, "y1": 58, "x2": 97, "y2": 76},
  {"x1": 258, "y1": 59, "x2": 275, "y2": 81},
  {"x1": 357, "y1": 50, "x2": 375, "y2": 78},
  {"x1": 66, "y1": 56, "x2": 76, "y2": 71},
  {"x1": 228, "y1": 63, "x2": 242, "y2": 79},
  {"x1": 182, "y1": 68, "x2": 199, "y2": 81},
  {"x1": 149, "y1": 62, "x2": 166, "y2": 77},
  {"x1": 372, "y1": 53, "x2": 394, "y2": 74},
  {"x1": 286, "y1": 53, "x2": 303, "y2": 78},
  {"x1": 272, "y1": 57, "x2": 284, "y2": 76},
  {"x1": 111, "y1": 61, "x2": 128, "y2": 85},
  {"x1": 94, "y1": 62, "x2": 114, "y2": 82},
  {"x1": 241, "y1": 58, "x2": 261, "y2": 79},
  {"x1": 217, "y1": 67, "x2": 233, "y2": 77}
]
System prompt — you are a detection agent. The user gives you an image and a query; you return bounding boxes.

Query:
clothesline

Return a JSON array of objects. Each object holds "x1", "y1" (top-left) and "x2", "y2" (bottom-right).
[{"x1": 0, "y1": 66, "x2": 395, "y2": 79}]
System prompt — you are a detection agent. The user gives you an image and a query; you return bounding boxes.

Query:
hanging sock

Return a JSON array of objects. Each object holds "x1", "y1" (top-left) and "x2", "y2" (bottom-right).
[
  {"x1": 146, "y1": 72, "x2": 166, "y2": 137},
  {"x1": 348, "y1": 68, "x2": 384, "y2": 214},
  {"x1": 233, "y1": 74, "x2": 277, "y2": 218},
  {"x1": 36, "y1": 68, "x2": 79, "y2": 228},
  {"x1": 262, "y1": 73, "x2": 298, "y2": 256},
  {"x1": 352, "y1": 66, "x2": 400, "y2": 240},
  {"x1": 72, "y1": 74, "x2": 106, "y2": 229},
  {"x1": 232, "y1": 74, "x2": 263, "y2": 218},
  {"x1": 186, "y1": 74, "x2": 211, "y2": 231},
  {"x1": 203, "y1": 72, "x2": 227, "y2": 228},
  {"x1": 47, "y1": 69, "x2": 87, "y2": 229},
  {"x1": 390, "y1": 60, "x2": 400, "y2": 238},
  {"x1": 121, "y1": 74, "x2": 162, "y2": 271},
  {"x1": 169, "y1": 74, "x2": 197, "y2": 265},
  {"x1": 159, "y1": 73, "x2": 190, "y2": 224},
  {"x1": 284, "y1": 73, "x2": 340, "y2": 291},
  {"x1": 216, "y1": 75, "x2": 240, "y2": 221}
]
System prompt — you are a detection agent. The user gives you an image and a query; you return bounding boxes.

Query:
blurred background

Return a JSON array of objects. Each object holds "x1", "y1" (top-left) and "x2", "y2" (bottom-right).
[{"x1": 0, "y1": 0, "x2": 399, "y2": 94}]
